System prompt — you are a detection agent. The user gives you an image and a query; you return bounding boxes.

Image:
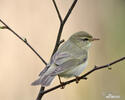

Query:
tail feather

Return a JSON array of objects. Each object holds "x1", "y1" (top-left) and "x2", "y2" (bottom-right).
[{"x1": 31, "y1": 75, "x2": 55, "y2": 87}]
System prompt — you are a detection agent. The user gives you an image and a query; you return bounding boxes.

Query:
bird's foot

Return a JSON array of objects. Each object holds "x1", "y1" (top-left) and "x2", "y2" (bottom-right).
[
  {"x1": 58, "y1": 75, "x2": 65, "y2": 89},
  {"x1": 75, "y1": 76, "x2": 80, "y2": 84},
  {"x1": 60, "y1": 82, "x2": 65, "y2": 89}
]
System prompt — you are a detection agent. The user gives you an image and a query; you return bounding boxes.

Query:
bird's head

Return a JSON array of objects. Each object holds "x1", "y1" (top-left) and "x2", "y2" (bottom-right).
[{"x1": 69, "y1": 31, "x2": 99, "y2": 50}]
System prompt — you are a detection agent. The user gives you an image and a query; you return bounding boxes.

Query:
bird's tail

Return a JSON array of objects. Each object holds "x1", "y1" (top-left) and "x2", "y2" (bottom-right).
[{"x1": 31, "y1": 75, "x2": 55, "y2": 87}]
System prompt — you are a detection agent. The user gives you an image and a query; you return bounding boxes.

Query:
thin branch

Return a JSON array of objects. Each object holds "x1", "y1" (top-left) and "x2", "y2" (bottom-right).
[
  {"x1": 41, "y1": 56, "x2": 125, "y2": 95},
  {"x1": 52, "y1": 0, "x2": 78, "y2": 56},
  {"x1": 63, "y1": 0, "x2": 78, "y2": 25},
  {"x1": 52, "y1": 0, "x2": 62, "y2": 23},
  {"x1": 58, "y1": 39, "x2": 65, "y2": 45},
  {"x1": 0, "y1": 19, "x2": 47, "y2": 65},
  {"x1": 36, "y1": 87, "x2": 45, "y2": 100}
]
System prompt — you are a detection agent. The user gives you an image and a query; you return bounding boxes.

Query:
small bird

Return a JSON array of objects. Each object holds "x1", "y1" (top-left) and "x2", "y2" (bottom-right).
[{"x1": 31, "y1": 31, "x2": 99, "y2": 87}]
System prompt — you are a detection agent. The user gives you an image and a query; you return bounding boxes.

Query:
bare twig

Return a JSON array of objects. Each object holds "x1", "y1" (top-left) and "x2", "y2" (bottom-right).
[
  {"x1": 58, "y1": 39, "x2": 65, "y2": 45},
  {"x1": 41, "y1": 56, "x2": 125, "y2": 95},
  {"x1": 0, "y1": 19, "x2": 47, "y2": 65},
  {"x1": 0, "y1": 26, "x2": 7, "y2": 29},
  {"x1": 52, "y1": 0, "x2": 78, "y2": 56},
  {"x1": 52, "y1": 0, "x2": 62, "y2": 23}
]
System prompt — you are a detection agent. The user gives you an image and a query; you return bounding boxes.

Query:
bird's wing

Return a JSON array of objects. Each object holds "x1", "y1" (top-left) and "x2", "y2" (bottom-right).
[
  {"x1": 50, "y1": 59, "x2": 81, "y2": 76},
  {"x1": 38, "y1": 51, "x2": 70, "y2": 76},
  {"x1": 39, "y1": 66, "x2": 50, "y2": 76},
  {"x1": 53, "y1": 51, "x2": 72, "y2": 65},
  {"x1": 49, "y1": 52, "x2": 83, "y2": 76}
]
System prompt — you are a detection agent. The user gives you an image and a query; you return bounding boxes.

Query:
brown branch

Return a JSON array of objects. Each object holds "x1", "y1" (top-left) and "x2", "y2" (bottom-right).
[
  {"x1": 0, "y1": 19, "x2": 47, "y2": 65},
  {"x1": 41, "y1": 56, "x2": 125, "y2": 95},
  {"x1": 58, "y1": 39, "x2": 65, "y2": 45},
  {"x1": 52, "y1": 0, "x2": 62, "y2": 23}
]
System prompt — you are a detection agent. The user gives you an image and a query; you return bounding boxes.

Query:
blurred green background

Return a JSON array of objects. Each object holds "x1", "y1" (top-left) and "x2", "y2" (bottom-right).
[{"x1": 0, "y1": 0, "x2": 125, "y2": 100}]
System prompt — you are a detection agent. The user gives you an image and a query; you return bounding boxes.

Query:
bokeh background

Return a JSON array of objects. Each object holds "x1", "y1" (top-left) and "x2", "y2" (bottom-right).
[{"x1": 0, "y1": 0, "x2": 125, "y2": 100}]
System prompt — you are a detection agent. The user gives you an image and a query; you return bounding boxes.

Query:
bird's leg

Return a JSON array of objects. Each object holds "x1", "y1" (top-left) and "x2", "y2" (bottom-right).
[
  {"x1": 75, "y1": 76, "x2": 80, "y2": 84},
  {"x1": 58, "y1": 75, "x2": 65, "y2": 89}
]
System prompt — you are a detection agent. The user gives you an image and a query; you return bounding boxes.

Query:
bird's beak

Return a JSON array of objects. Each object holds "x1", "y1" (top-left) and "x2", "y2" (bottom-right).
[{"x1": 91, "y1": 38, "x2": 100, "y2": 41}]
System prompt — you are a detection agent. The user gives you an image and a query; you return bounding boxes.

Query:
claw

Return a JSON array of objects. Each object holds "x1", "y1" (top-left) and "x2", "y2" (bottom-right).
[
  {"x1": 60, "y1": 82, "x2": 65, "y2": 89},
  {"x1": 75, "y1": 76, "x2": 80, "y2": 84}
]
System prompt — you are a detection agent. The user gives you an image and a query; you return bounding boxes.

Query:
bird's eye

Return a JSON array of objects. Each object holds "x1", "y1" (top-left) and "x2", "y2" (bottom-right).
[{"x1": 82, "y1": 38, "x2": 89, "y2": 41}]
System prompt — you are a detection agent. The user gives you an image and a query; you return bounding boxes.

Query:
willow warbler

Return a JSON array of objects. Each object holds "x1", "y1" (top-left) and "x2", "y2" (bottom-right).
[{"x1": 32, "y1": 31, "x2": 99, "y2": 86}]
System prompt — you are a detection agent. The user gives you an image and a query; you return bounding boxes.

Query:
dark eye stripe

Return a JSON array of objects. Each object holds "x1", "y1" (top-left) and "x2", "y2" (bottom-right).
[{"x1": 82, "y1": 38, "x2": 89, "y2": 41}]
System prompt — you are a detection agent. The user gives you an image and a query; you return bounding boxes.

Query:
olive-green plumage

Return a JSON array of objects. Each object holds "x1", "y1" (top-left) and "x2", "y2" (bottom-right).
[{"x1": 32, "y1": 31, "x2": 99, "y2": 86}]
